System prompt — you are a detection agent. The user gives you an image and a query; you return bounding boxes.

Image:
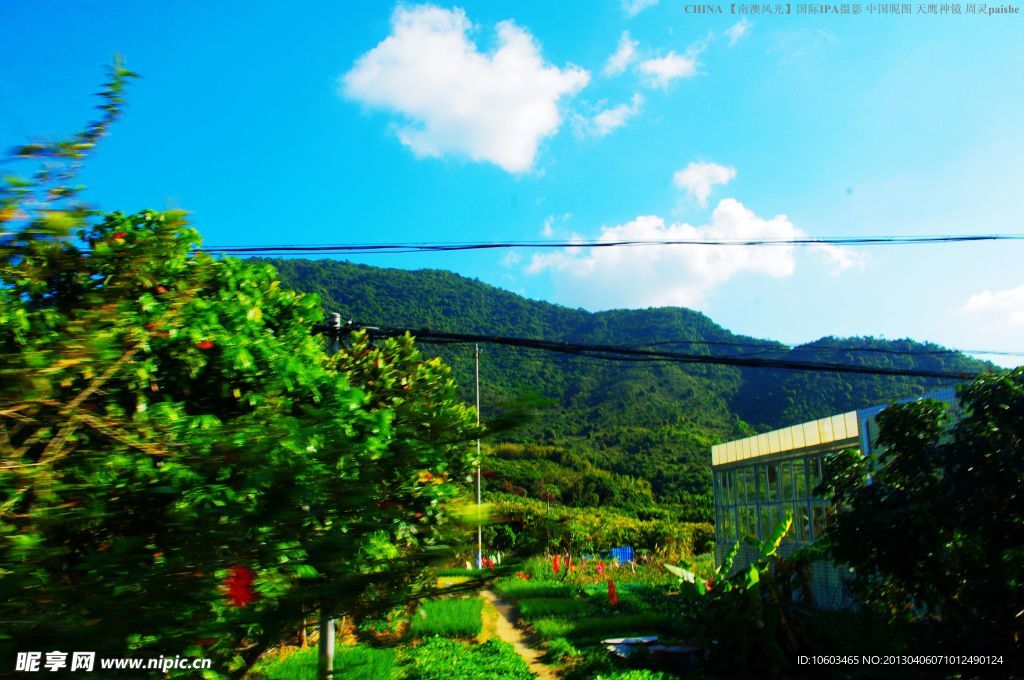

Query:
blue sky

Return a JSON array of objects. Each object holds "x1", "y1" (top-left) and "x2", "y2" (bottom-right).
[{"x1": 2, "y1": 0, "x2": 1022, "y2": 366}]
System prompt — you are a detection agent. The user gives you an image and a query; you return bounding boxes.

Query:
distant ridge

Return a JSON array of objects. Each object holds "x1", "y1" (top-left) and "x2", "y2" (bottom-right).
[{"x1": 267, "y1": 258, "x2": 993, "y2": 506}]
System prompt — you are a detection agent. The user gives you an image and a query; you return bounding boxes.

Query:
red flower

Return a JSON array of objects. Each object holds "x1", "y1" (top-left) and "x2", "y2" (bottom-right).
[
  {"x1": 112, "y1": 231, "x2": 128, "y2": 239},
  {"x1": 552, "y1": 555, "x2": 560, "y2": 573},
  {"x1": 155, "y1": 285, "x2": 169, "y2": 295},
  {"x1": 705, "y1": 578, "x2": 714, "y2": 592},
  {"x1": 607, "y1": 579, "x2": 618, "y2": 606},
  {"x1": 224, "y1": 566, "x2": 256, "y2": 607},
  {"x1": 596, "y1": 560, "x2": 605, "y2": 575},
  {"x1": 195, "y1": 340, "x2": 214, "y2": 350}
]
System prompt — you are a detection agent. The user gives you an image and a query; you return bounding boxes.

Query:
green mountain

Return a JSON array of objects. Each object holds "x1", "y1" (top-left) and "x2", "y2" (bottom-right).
[{"x1": 267, "y1": 259, "x2": 993, "y2": 516}]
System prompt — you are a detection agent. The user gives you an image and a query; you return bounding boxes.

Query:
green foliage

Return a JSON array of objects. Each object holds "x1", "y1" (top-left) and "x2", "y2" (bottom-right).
[
  {"x1": 489, "y1": 493, "x2": 713, "y2": 560},
  {"x1": 405, "y1": 638, "x2": 533, "y2": 680},
  {"x1": 516, "y1": 597, "x2": 586, "y2": 619},
  {"x1": 820, "y1": 368, "x2": 1024, "y2": 659},
  {"x1": 532, "y1": 614, "x2": 675, "y2": 643},
  {"x1": 409, "y1": 598, "x2": 483, "y2": 639},
  {"x1": 251, "y1": 645, "x2": 397, "y2": 680},
  {"x1": 0, "y1": 66, "x2": 477, "y2": 676},
  {"x1": 666, "y1": 512, "x2": 808, "y2": 674},
  {"x1": 268, "y1": 258, "x2": 992, "y2": 513},
  {"x1": 593, "y1": 672, "x2": 674, "y2": 680},
  {"x1": 738, "y1": 336, "x2": 993, "y2": 430},
  {"x1": 492, "y1": 578, "x2": 576, "y2": 600},
  {"x1": 544, "y1": 636, "x2": 580, "y2": 663},
  {"x1": 435, "y1": 567, "x2": 489, "y2": 577}
]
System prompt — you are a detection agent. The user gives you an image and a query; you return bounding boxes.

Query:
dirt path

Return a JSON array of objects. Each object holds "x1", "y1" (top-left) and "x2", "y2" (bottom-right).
[{"x1": 479, "y1": 589, "x2": 557, "y2": 680}]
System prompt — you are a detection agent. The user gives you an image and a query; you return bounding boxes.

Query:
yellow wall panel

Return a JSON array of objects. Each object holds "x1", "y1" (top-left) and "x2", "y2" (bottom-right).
[
  {"x1": 803, "y1": 422, "x2": 821, "y2": 447},
  {"x1": 844, "y1": 411, "x2": 859, "y2": 438},
  {"x1": 713, "y1": 409, "x2": 863, "y2": 468},
  {"x1": 819, "y1": 416, "x2": 834, "y2": 443},
  {"x1": 780, "y1": 427, "x2": 794, "y2": 450},
  {"x1": 831, "y1": 414, "x2": 847, "y2": 440}
]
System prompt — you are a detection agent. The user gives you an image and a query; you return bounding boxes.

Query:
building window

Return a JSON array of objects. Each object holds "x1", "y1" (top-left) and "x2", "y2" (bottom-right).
[
  {"x1": 812, "y1": 505, "x2": 826, "y2": 540},
  {"x1": 781, "y1": 460, "x2": 794, "y2": 501},
  {"x1": 766, "y1": 463, "x2": 779, "y2": 502}
]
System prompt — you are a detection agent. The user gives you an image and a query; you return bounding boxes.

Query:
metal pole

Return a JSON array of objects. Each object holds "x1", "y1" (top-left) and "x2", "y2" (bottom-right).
[
  {"x1": 317, "y1": 609, "x2": 334, "y2": 680},
  {"x1": 318, "y1": 313, "x2": 342, "y2": 680},
  {"x1": 475, "y1": 344, "x2": 482, "y2": 570}
]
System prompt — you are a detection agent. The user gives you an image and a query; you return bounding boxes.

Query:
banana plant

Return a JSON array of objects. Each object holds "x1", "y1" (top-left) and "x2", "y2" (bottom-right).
[{"x1": 665, "y1": 510, "x2": 793, "y2": 596}]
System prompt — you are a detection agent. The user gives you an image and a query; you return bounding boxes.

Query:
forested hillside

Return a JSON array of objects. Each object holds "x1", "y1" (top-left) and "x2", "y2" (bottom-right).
[{"x1": 268, "y1": 259, "x2": 993, "y2": 516}]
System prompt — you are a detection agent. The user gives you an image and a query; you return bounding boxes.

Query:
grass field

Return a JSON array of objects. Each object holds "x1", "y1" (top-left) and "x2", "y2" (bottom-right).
[
  {"x1": 409, "y1": 597, "x2": 484, "y2": 639},
  {"x1": 251, "y1": 638, "x2": 531, "y2": 680},
  {"x1": 251, "y1": 645, "x2": 397, "y2": 680}
]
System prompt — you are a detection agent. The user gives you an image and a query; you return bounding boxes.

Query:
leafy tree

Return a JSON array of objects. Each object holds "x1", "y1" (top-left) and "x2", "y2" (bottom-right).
[
  {"x1": 666, "y1": 513, "x2": 806, "y2": 674},
  {"x1": 0, "y1": 63, "x2": 477, "y2": 677},
  {"x1": 819, "y1": 369, "x2": 1023, "y2": 658}
]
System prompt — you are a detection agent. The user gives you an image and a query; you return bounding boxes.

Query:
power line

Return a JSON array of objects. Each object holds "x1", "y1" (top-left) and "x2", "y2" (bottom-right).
[
  {"x1": 199, "y1": 233, "x2": 1024, "y2": 255},
  {"x1": 337, "y1": 324, "x2": 990, "y2": 381},
  {"x1": 635, "y1": 338, "x2": 1024, "y2": 358}
]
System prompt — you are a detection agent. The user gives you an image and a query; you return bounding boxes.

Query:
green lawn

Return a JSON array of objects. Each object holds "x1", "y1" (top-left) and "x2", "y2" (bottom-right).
[
  {"x1": 406, "y1": 638, "x2": 533, "y2": 680},
  {"x1": 251, "y1": 645, "x2": 397, "y2": 680},
  {"x1": 251, "y1": 637, "x2": 530, "y2": 680},
  {"x1": 409, "y1": 597, "x2": 483, "y2": 639},
  {"x1": 533, "y1": 613, "x2": 675, "y2": 643}
]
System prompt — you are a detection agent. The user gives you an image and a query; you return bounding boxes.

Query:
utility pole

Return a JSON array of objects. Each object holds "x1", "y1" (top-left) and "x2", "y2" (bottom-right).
[
  {"x1": 475, "y1": 343, "x2": 483, "y2": 570},
  {"x1": 318, "y1": 313, "x2": 342, "y2": 680}
]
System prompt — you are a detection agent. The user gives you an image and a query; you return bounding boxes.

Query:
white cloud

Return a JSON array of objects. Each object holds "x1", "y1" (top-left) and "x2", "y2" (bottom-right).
[
  {"x1": 525, "y1": 198, "x2": 803, "y2": 309},
  {"x1": 960, "y1": 284, "x2": 1024, "y2": 328},
  {"x1": 603, "y1": 31, "x2": 638, "y2": 76},
  {"x1": 500, "y1": 251, "x2": 521, "y2": 267},
  {"x1": 541, "y1": 213, "x2": 571, "y2": 237},
  {"x1": 637, "y1": 51, "x2": 699, "y2": 89},
  {"x1": 725, "y1": 19, "x2": 751, "y2": 47},
  {"x1": 951, "y1": 284, "x2": 1024, "y2": 367},
  {"x1": 341, "y1": 4, "x2": 589, "y2": 173},
  {"x1": 573, "y1": 93, "x2": 644, "y2": 138},
  {"x1": 810, "y1": 243, "x2": 867, "y2": 276},
  {"x1": 622, "y1": 0, "x2": 660, "y2": 16},
  {"x1": 673, "y1": 161, "x2": 737, "y2": 206}
]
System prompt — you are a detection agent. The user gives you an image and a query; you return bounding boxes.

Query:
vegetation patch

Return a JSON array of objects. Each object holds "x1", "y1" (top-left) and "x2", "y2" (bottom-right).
[
  {"x1": 405, "y1": 637, "x2": 534, "y2": 680},
  {"x1": 532, "y1": 613, "x2": 675, "y2": 643},
  {"x1": 544, "y1": 636, "x2": 581, "y2": 663},
  {"x1": 516, "y1": 597, "x2": 587, "y2": 619},
  {"x1": 252, "y1": 645, "x2": 397, "y2": 680},
  {"x1": 493, "y1": 578, "x2": 575, "y2": 600},
  {"x1": 410, "y1": 598, "x2": 484, "y2": 639}
]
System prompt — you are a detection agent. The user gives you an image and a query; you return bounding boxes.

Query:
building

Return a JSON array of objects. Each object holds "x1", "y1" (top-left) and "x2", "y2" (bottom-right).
[{"x1": 709, "y1": 387, "x2": 958, "y2": 609}]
